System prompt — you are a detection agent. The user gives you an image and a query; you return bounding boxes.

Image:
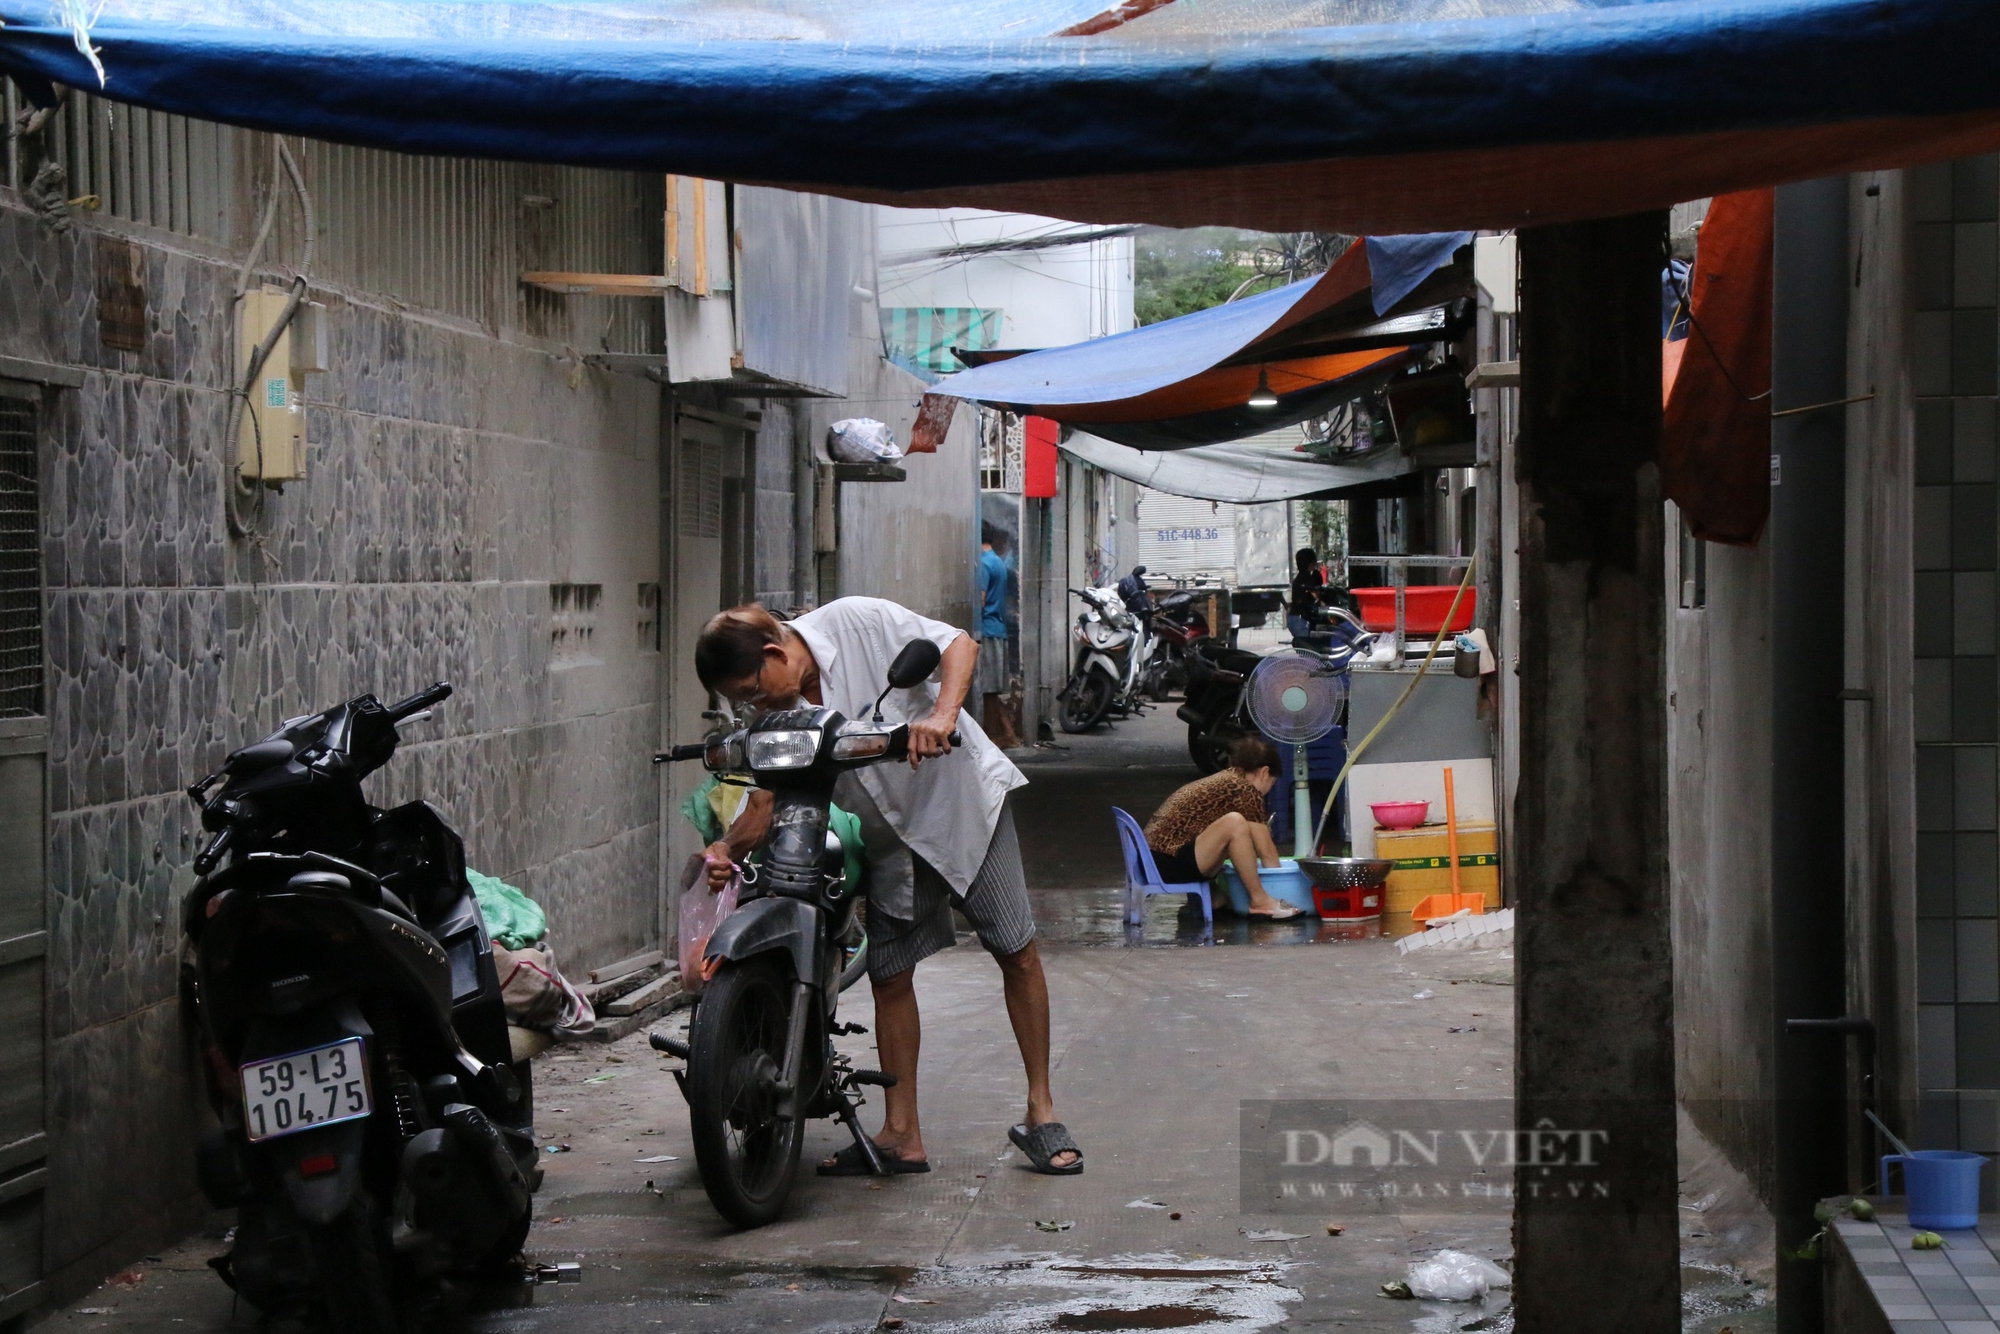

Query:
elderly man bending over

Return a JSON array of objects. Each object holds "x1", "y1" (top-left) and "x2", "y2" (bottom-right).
[
  {"x1": 1144, "y1": 738, "x2": 1301, "y2": 920},
  {"x1": 694, "y1": 597, "x2": 1082, "y2": 1175}
]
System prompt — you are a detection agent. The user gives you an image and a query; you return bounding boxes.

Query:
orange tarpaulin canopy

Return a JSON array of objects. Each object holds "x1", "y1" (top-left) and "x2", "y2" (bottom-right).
[{"x1": 1662, "y1": 189, "x2": 1775, "y2": 547}]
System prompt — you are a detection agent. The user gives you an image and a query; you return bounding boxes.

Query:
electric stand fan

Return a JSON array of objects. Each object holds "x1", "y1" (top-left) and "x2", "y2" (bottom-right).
[{"x1": 1242, "y1": 651, "x2": 1348, "y2": 858}]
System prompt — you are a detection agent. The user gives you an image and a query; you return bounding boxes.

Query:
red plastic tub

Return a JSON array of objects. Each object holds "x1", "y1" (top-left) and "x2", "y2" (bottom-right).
[{"x1": 1353, "y1": 586, "x2": 1477, "y2": 635}]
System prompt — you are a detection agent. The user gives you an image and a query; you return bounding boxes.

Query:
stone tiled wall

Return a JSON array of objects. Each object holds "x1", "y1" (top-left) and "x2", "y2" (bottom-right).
[
  {"x1": 0, "y1": 185, "x2": 663, "y2": 1293},
  {"x1": 1912, "y1": 155, "x2": 2000, "y2": 1156}
]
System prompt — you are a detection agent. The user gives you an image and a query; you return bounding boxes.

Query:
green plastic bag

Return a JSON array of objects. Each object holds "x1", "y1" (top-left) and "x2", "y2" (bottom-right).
[
  {"x1": 468, "y1": 869, "x2": 547, "y2": 950},
  {"x1": 827, "y1": 804, "x2": 866, "y2": 894},
  {"x1": 677, "y1": 775, "x2": 867, "y2": 894}
]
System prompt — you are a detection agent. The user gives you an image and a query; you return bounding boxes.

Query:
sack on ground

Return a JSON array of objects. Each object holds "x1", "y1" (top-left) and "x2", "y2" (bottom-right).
[
  {"x1": 827, "y1": 418, "x2": 903, "y2": 464},
  {"x1": 492, "y1": 941, "x2": 595, "y2": 1039},
  {"x1": 1406, "y1": 1250, "x2": 1512, "y2": 1301}
]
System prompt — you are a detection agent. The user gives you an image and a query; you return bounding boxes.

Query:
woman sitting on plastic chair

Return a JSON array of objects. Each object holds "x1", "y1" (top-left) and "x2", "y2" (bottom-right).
[{"x1": 1142, "y1": 738, "x2": 1301, "y2": 920}]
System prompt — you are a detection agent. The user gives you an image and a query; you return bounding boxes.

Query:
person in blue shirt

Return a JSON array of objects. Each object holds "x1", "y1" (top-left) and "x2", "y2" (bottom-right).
[{"x1": 977, "y1": 525, "x2": 1020, "y2": 746}]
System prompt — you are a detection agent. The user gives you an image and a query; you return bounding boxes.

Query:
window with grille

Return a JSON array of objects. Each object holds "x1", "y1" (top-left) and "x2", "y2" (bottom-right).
[
  {"x1": 979, "y1": 411, "x2": 1024, "y2": 493},
  {"x1": 0, "y1": 396, "x2": 42, "y2": 718}
]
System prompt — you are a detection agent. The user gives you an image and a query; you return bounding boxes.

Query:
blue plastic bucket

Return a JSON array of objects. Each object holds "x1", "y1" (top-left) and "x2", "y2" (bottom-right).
[
  {"x1": 1220, "y1": 860, "x2": 1316, "y2": 915},
  {"x1": 1883, "y1": 1150, "x2": 1989, "y2": 1230}
]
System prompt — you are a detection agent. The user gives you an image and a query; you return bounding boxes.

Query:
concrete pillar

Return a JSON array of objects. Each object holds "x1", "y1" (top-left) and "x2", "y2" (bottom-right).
[
  {"x1": 1513, "y1": 214, "x2": 1680, "y2": 1331},
  {"x1": 1770, "y1": 177, "x2": 1851, "y2": 1334}
]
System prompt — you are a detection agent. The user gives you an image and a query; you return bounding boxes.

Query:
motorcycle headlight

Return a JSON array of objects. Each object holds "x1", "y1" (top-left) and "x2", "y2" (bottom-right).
[
  {"x1": 831, "y1": 731, "x2": 892, "y2": 762},
  {"x1": 745, "y1": 729, "x2": 821, "y2": 771}
]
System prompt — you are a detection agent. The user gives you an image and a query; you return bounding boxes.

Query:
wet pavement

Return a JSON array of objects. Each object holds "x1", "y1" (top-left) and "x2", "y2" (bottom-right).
[{"x1": 47, "y1": 710, "x2": 1767, "y2": 1333}]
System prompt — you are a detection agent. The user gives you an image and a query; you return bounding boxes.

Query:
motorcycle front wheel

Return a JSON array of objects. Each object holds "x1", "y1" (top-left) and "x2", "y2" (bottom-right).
[
  {"x1": 1059, "y1": 672, "x2": 1114, "y2": 733},
  {"x1": 686, "y1": 956, "x2": 805, "y2": 1228}
]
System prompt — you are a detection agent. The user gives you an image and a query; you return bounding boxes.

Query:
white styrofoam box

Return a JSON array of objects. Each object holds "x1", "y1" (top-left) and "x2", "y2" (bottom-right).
[{"x1": 1396, "y1": 908, "x2": 1515, "y2": 955}]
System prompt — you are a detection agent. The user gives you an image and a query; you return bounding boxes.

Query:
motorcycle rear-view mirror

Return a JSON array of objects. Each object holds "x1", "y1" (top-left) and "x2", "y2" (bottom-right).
[
  {"x1": 870, "y1": 640, "x2": 943, "y2": 722},
  {"x1": 886, "y1": 640, "x2": 941, "y2": 690}
]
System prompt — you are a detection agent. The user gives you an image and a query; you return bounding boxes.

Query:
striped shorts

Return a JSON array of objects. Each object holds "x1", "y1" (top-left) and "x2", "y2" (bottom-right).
[{"x1": 866, "y1": 804, "x2": 1035, "y2": 982}]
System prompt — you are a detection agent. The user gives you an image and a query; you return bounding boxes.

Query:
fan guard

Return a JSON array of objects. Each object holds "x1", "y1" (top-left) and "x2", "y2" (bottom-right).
[{"x1": 1243, "y1": 652, "x2": 1346, "y2": 745}]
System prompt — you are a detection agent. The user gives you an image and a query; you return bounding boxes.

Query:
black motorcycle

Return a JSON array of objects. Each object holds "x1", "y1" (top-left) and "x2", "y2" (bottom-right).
[
  {"x1": 182, "y1": 683, "x2": 540, "y2": 1332},
  {"x1": 1178, "y1": 638, "x2": 1265, "y2": 773},
  {"x1": 1142, "y1": 590, "x2": 1211, "y2": 700},
  {"x1": 652, "y1": 640, "x2": 951, "y2": 1227},
  {"x1": 1179, "y1": 612, "x2": 1376, "y2": 773}
]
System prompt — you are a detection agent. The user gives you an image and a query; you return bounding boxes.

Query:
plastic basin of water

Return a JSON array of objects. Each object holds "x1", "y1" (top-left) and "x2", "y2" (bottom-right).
[{"x1": 1221, "y1": 860, "x2": 1317, "y2": 915}]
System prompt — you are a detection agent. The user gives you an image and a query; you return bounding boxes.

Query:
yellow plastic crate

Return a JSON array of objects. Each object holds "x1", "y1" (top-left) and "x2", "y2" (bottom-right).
[{"x1": 1376, "y1": 821, "x2": 1501, "y2": 919}]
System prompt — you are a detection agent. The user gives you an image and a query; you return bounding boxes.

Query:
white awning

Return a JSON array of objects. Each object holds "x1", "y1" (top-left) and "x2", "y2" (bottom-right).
[{"x1": 1060, "y1": 427, "x2": 1409, "y2": 505}]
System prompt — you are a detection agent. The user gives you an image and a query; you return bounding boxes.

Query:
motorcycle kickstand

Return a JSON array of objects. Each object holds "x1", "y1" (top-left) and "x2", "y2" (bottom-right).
[{"x1": 830, "y1": 1082, "x2": 891, "y2": 1177}]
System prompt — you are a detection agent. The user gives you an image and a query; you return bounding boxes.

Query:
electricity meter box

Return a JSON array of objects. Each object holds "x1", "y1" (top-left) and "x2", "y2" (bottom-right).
[{"x1": 236, "y1": 285, "x2": 323, "y2": 483}]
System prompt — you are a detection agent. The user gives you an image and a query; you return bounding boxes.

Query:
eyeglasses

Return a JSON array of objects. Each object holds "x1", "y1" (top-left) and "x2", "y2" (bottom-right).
[{"x1": 734, "y1": 657, "x2": 790, "y2": 711}]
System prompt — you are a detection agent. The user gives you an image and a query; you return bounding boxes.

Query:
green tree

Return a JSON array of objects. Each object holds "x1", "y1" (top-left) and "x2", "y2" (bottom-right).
[
  {"x1": 1132, "y1": 228, "x2": 1354, "y2": 325},
  {"x1": 1133, "y1": 227, "x2": 1270, "y2": 325}
]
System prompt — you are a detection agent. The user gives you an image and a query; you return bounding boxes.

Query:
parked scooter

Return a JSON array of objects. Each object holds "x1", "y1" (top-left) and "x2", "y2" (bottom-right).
[
  {"x1": 1179, "y1": 610, "x2": 1377, "y2": 772},
  {"x1": 1058, "y1": 587, "x2": 1147, "y2": 732},
  {"x1": 1143, "y1": 591, "x2": 1211, "y2": 699},
  {"x1": 652, "y1": 641, "x2": 955, "y2": 1227},
  {"x1": 182, "y1": 682, "x2": 541, "y2": 1333}
]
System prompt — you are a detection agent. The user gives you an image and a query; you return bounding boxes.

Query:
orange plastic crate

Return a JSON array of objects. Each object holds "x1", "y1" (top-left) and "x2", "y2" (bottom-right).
[{"x1": 1353, "y1": 586, "x2": 1477, "y2": 636}]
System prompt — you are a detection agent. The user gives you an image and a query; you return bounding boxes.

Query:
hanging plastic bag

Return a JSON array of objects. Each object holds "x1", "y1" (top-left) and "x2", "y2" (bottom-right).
[
  {"x1": 1406, "y1": 1250, "x2": 1513, "y2": 1301},
  {"x1": 827, "y1": 418, "x2": 903, "y2": 464},
  {"x1": 678, "y1": 853, "x2": 740, "y2": 993}
]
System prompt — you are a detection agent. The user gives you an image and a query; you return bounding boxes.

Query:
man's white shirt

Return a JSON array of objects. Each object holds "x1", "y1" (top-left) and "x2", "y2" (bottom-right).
[{"x1": 787, "y1": 597, "x2": 1027, "y2": 916}]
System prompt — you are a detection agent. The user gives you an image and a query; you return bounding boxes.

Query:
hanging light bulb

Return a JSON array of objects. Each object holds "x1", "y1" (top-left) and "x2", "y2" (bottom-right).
[{"x1": 1248, "y1": 367, "x2": 1278, "y2": 409}]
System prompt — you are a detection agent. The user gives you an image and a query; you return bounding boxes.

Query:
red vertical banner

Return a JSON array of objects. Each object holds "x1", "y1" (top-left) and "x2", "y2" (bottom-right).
[{"x1": 1023, "y1": 415, "x2": 1059, "y2": 498}]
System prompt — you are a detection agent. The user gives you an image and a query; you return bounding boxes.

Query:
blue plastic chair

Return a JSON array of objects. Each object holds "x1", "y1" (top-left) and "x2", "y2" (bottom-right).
[{"x1": 1112, "y1": 807, "x2": 1213, "y2": 925}]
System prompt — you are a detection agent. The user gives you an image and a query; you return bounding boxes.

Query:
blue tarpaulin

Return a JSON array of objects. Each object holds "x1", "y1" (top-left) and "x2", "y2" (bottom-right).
[
  {"x1": 2, "y1": 0, "x2": 1999, "y2": 231},
  {"x1": 1366, "y1": 234, "x2": 1474, "y2": 317},
  {"x1": 930, "y1": 233, "x2": 1464, "y2": 411}
]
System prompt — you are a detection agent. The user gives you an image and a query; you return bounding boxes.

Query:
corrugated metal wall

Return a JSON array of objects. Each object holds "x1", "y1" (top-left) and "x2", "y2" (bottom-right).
[
  {"x1": 3, "y1": 86, "x2": 660, "y2": 354},
  {"x1": 1135, "y1": 490, "x2": 1237, "y2": 584}
]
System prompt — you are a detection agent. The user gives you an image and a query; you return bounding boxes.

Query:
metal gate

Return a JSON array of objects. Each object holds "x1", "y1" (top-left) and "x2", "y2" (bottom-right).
[{"x1": 0, "y1": 383, "x2": 49, "y2": 1321}]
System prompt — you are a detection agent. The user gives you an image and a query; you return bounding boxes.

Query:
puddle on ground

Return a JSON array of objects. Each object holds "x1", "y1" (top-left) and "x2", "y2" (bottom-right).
[
  {"x1": 1051, "y1": 1306, "x2": 1220, "y2": 1330},
  {"x1": 1051, "y1": 1264, "x2": 1285, "y2": 1282},
  {"x1": 1679, "y1": 1261, "x2": 1771, "y2": 1333},
  {"x1": 902, "y1": 1254, "x2": 1300, "y2": 1334},
  {"x1": 1025, "y1": 887, "x2": 1388, "y2": 950}
]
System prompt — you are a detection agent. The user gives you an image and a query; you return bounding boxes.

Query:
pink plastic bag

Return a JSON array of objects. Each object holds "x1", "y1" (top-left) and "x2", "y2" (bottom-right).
[{"x1": 677, "y1": 853, "x2": 740, "y2": 994}]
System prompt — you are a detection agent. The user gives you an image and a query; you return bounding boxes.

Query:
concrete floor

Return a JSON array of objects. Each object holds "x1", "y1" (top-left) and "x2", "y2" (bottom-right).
[{"x1": 48, "y1": 710, "x2": 1769, "y2": 1333}]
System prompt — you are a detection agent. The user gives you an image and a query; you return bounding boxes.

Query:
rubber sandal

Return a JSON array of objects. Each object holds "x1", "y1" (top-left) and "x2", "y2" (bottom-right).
[
  {"x1": 1009, "y1": 1122, "x2": 1084, "y2": 1175},
  {"x1": 1248, "y1": 905, "x2": 1303, "y2": 920},
  {"x1": 816, "y1": 1142, "x2": 930, "y2": 1177}
]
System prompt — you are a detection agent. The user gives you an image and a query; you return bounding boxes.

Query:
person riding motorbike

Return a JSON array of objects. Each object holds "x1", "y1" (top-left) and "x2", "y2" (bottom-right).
[
  {"x1": 1287, "y1": 549, "x2": 1357, "y2": 641},
  {"x1": 693, "y1": 599, "x2": 1084, "y2": 1175}
]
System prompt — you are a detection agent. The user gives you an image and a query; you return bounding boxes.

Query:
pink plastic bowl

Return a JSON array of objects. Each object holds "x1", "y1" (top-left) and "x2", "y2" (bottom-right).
[{"x1": 1371, "y1": 801, "x2": 1430, "y2": 830}]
